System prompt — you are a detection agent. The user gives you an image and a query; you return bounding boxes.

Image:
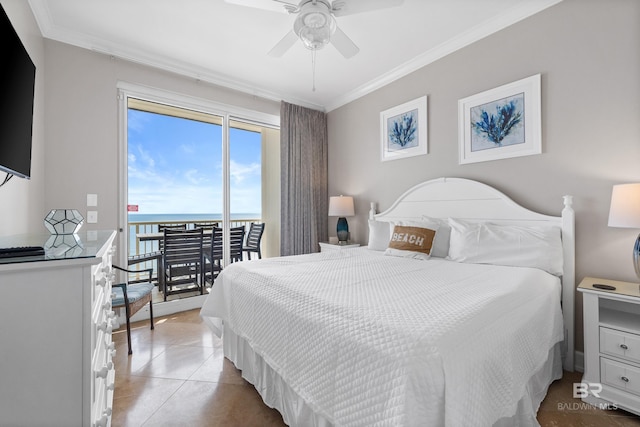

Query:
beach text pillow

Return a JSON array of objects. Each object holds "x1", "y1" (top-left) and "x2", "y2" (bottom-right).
[{"x1": 384, "y1": 224, "x2": 437, "y2": 260}]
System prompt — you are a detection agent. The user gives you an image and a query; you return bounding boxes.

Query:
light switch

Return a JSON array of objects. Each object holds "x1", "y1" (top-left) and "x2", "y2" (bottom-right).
[
  {"x1": 87, "y1": 193, "x2": 98, "y2": 207},
  {"x1": 87, "y1": 210, "x2": 98, "y2": 223}
]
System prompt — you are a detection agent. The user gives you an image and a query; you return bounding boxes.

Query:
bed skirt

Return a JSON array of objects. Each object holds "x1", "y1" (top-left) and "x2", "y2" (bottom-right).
[{"x1": 222, "y1": 324, "x2": 563, "y2": 427}]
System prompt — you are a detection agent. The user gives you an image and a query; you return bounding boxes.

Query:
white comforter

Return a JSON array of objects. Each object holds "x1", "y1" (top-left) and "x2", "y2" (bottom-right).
[{"x1": 200, "y1": 248, "x2": 564, "y2": 427}]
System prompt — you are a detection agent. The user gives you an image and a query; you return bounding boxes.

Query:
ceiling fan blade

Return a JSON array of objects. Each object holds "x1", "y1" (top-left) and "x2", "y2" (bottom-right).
[
  {"x1": 331, "y1": 26, "x2": 359, "y2": 58},
  {"x1": 268, "y1": 30, "x2": 299, "y2": 57},
  {"x1": 224, "y1": 0, "x2": 291, "y2": 13},
  {"x1": 331, "y1": 0, "x2": 404, "y2": 17}
]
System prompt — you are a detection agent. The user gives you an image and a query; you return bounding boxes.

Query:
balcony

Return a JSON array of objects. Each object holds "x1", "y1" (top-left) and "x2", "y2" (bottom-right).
[{"x1": 127, "y1": 218, "x2": 260, "y2": 301}]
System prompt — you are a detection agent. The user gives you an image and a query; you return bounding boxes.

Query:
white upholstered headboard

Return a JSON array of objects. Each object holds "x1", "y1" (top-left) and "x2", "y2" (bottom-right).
[{"x1": 374, "y1": 177, "x2": 575, "y2": 371}]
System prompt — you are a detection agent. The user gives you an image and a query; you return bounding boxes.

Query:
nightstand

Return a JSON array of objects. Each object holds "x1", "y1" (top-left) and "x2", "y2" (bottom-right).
[
  {"x1": 319, "y1": 242, "x2": 360, "y2": 252},
  {"x1": 578, "y1": 277, "x2": 640, "y2": 415}
]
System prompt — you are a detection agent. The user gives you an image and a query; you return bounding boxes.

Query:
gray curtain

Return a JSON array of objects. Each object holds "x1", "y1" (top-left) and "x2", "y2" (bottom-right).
[{"x1": 280, "y1": 101, "x2": 328, "y2": 256}]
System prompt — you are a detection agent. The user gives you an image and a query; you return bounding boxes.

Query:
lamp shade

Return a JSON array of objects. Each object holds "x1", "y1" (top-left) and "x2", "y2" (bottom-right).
[
  {"x1": 608, "y1": 183, "x2": 640, "y2": 228},
  {"x1": 328, "y1": 196, "x2": 355, "y2": 217}
]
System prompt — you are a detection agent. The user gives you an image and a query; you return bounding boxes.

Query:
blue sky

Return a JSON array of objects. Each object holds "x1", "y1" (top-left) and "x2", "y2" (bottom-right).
[{"x1": 127, "y1": 109, "x2": 262, "y2": 215}]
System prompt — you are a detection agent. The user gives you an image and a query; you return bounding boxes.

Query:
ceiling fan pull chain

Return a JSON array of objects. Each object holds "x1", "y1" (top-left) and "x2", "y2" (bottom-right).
[{"x1": 312, "y1": 49, "x2": 317, "y2": 92}]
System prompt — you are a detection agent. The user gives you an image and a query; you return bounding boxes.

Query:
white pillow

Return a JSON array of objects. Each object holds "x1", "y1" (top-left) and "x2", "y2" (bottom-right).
[
  {"x1": 447, "y1": 218, "x2": 564, "y2": 276},
  {"x1": 384, "y1": 223, "x2": 438, "y2": 260},
  {"x1": 367, "y1": 220, "x2": 392, "y2": 251},
  {"x1": 420, "y1": 216, "x2": 451, "y2": 258}
]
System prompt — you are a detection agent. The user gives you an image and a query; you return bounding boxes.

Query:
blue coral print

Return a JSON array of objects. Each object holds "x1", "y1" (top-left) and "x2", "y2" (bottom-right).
[
  {"x1": 470, "y1": 93, "x2": 525, "y2": 151},
  {"x1": 387, "y1": 108, "x2": 418, "y2": 151}
]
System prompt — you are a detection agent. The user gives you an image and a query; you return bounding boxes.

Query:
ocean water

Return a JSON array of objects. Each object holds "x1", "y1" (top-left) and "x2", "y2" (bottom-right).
[{"x1": 128, "y1": 213, "x2": 260, "y2": 223}]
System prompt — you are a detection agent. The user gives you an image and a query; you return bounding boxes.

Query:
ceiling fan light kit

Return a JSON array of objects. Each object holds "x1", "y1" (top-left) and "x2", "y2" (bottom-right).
[
  {"x1": 227, "y1": 0, "x2": 403, "y2": 58},
  {"x1": 293, "y1": 1, "x2": 336, "y2": 51},
  {"x1": 226, "y1": 0, "x2": 404, "y2": 90}
]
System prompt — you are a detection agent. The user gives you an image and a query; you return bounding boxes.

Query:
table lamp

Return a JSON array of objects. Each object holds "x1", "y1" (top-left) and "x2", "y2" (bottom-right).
[
  {"x1": 608, "y1": 183, "x2": 640, "y2": 279},
  {"x1": 329, "y1": 195, "x2": 355, "y2": 244}
]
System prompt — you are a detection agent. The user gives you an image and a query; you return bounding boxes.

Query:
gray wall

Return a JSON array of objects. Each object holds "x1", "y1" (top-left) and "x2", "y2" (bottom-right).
[
  {"x1": 43, "y1": 40, "x2": 280, "y2": 239},
  {"x1": 0, "y1": 0, "x2": 45, "y2": 235},
  {"x1": 327, "y1": 0, "x2": 640, "y2": 353},
  {"x1": 1, "y1": 0, "x2": 280, "y2": 241}
]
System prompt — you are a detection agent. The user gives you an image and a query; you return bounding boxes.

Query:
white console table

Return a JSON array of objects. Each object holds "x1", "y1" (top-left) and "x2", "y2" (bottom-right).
[{"x1": 0, "y1": 230, "x2": 116, "y2": 427}]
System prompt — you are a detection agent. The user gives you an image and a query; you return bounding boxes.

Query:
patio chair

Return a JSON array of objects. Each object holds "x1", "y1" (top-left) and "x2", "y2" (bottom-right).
[
  {"x1": 162, "y1": 228, "x2": 204, "y2": 301},
  {"x1": 126, "y1": 224, "x2": 186, "y2": 285},
  {"x1": 112, "y1": 265, "x2": 155, "y2": 355},
  {"x1": 193, "y1": 222, "x2": 219, "y2": 230},
  {"x1": 243, "y1": 222, "x2": 265, "y2": 260},
  {"x1": 203, "y1": 225, "x2": 245, "y2": 283},
  {"x1": 230, "y1": 225, "x2": 245, "y2": 263},
  {"x1": 204, "y1": 226, "x2": 223, "y2": 283}
]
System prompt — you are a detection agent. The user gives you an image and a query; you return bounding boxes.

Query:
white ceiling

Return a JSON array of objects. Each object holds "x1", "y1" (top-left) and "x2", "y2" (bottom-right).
[{"x1": 28, "y1": 0, "x2": 561, "y2": 111}]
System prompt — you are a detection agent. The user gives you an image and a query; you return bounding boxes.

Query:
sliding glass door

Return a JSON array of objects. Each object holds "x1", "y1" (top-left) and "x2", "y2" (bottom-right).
[
  {"x1": 127, "y1": 98, "x2": 223, "y2": 232},
  {"x1": 118, "y1": 85, "x2": 279, "y2": 307}
]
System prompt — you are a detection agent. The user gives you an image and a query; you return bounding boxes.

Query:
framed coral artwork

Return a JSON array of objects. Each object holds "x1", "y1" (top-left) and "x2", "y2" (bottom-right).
[
  {"x1": 380, "y1": 96, "x2": 427, "y2": 162},
  {"x1": 458, "y1": 74, "x2": 541, "y2": 164}
]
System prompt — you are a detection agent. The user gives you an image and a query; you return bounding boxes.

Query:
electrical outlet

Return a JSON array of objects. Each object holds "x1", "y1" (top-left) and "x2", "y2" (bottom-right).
[
  {"x1": 87, "y1": 193, "x2": 98, "y2": 207},
  {"x1": 87, "y1": 210, "x2": 98, "y2": 223}
]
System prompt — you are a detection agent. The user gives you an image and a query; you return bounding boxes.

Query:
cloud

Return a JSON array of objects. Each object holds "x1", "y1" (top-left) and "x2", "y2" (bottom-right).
[
  {"x1": 136, "y1": 144, "x2": 155, "y2": 169},
  {"x1": 127, "y1": 130, "x2": 261, "y2": 215},
  {"x1": 184, "y1": 169, "x2": 203, "y2": 185},
  {"x1": 128, "y1": 181, "x2": 223, "y2": 214},
  {"x1": 180, "y1": 144, "x2": 195, "y2": 155},
  {"x1": 230, "y1": 159, "x2": 260, "y2": 184}
]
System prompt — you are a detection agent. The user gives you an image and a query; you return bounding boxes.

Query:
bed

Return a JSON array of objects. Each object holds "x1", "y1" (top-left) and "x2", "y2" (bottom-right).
[{"x1": 200, "y1": 177, "x2": 575, "y2": 427}]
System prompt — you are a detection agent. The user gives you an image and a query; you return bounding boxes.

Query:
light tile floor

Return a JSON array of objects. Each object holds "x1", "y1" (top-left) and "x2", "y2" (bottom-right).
[
  {"x1": 112, "y1": 309, "x2": 640, "y2": 426},
  {"x1": 111, "y1": 309, "x2": 285, "y2": 426}
]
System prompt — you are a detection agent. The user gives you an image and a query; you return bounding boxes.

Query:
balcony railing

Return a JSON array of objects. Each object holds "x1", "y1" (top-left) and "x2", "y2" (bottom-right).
[{"x1": 128, "y1": 218, "x2": 260, "y2": 283}]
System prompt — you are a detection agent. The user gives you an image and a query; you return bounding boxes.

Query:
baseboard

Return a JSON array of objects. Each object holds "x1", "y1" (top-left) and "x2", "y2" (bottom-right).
[{"x1": 120, "y1": 294, "x2": 208, "y2": 323}]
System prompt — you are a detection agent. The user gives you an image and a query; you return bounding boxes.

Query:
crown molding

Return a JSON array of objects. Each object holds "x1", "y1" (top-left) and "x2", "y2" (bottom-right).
[
  {"x1": 324, "y1": 0, "x2": 562, "y2": 112},
  {"x1": 28, "y1": 0, "x2": 561, "y2": 113},
  {"x1": 27, "y1": 0, "x2": 323, "y2": 111}
]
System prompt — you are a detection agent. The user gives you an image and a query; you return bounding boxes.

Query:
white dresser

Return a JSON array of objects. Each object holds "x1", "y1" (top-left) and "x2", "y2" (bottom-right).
[
  {"x1": 0, "y1": 230, "x2": 117, "y2": 427},
  {"x1": 578, "y1": 276, "x2": 640, "y2": 416}
]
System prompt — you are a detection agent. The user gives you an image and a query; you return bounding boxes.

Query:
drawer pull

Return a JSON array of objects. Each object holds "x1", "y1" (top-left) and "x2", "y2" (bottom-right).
[
  {"x1": 95, "y1": 362, "x2": 114, "y2": 379},
  {"x1": 95, "y1": 367, "x2": 108, "y2": 378},
  {"x1": 621, "y1": 376, "x2": 630, "y2": 383},
  {"x1": 97, "y1": 321, "x2": 112, "y2": 334},
  {"x1": 95, "y1": 415, "x2": 108, "y2": 427},
  {"x1": 94, "y1": 409, "x2": 112, "y2": 427},
  {"x1": 620, "y1": 344, "x2": 629, "y2": 350}
]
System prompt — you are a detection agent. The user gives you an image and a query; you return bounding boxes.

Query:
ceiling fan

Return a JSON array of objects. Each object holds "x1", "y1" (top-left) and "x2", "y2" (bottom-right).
[{"x1": 226, "y1": 0, "x2": 404, "y2": 58}]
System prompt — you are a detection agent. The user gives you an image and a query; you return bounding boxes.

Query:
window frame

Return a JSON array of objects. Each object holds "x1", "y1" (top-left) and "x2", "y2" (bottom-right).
[{"x1": 117, "y1": 83, "x2": 278, "y2": 308}]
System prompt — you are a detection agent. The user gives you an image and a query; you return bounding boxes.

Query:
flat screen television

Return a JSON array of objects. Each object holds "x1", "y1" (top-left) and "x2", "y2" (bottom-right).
[{"x1": 0, "y1": 3, "x2": 36, "y2": 180}]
